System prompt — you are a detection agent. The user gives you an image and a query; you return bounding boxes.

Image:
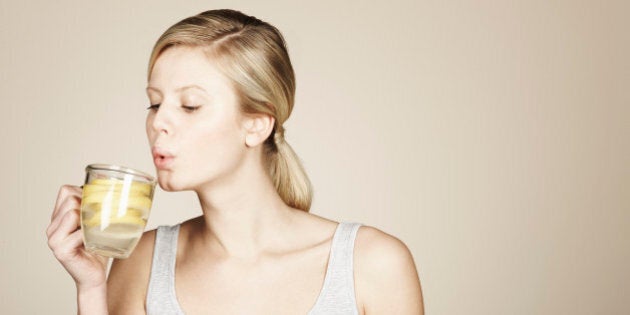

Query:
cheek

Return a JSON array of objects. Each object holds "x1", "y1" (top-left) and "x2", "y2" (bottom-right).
[
  {"x1": 145, "y1": 115, "x2": 160, "y2": 144},
  {"x1": 184, "y1": 120, "x2": 245, "y2": 175},
  {"x1": 145, "y1": 118, "x2": 152, "y2": 141}
]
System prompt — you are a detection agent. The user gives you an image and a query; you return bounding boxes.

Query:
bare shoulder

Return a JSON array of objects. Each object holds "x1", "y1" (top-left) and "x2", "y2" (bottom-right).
[
  {"x1": 354, "y1": 225, "x2": 425, "y2": 315},
  {"x1": 106, "y1": 228, "x2": 157, "y2": 314},
  {"x1": 353, "y1": 225, "x2": 416, "y2": 280}
]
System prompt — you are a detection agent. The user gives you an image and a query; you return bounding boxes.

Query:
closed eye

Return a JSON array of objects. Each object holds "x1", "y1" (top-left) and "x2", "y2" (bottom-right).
[
  {"x1": 182, "y1": 105, "x2": 200, "y2": 113},
  {"x1": 146, "y1": 104, "x2": 200, "y2": 113}
]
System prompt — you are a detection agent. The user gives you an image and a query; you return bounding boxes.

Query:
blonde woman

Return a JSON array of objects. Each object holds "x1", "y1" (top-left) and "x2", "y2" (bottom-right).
[{"x1": 46, "y1": 9, "x2": 424, "y2": 314}]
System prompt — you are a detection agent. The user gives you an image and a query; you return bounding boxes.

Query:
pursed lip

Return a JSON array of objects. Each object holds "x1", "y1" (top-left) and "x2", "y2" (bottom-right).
[
  {"x1": 151, "y1": 146, "x2": 176, "y2": 170},
  {"x1": 151, "y1": 146, "x2": 175, "y2": 160}
]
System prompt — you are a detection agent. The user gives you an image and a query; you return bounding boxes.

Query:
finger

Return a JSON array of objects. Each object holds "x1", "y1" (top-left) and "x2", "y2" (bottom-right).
[
  {"x1": 57, "y1": 228, "x2": 85, "y2": 256},
  {"x1": 52, "y1": 185, "x2": 83, "y2": 221},
  {"x1": 50, "y1": 194, "x2": 81, "y2": 228},
  {"x1": 48, "y1": 209, "x2": 80, "y2": 250},
  {"x1": 52, "y1": 185, "x2": 83, "y2": 220},
  {"x1": 48, "y1": 195, "x2": 82, "y2": 238},
  {"x1": 53, "y1": 225, "x2": 85, "y2": 261}
]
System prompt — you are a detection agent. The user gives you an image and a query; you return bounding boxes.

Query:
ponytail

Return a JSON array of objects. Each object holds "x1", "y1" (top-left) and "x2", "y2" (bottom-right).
[
  {"x1": 269, "y1": 142, "x2": 313, "y2": 211},
  {"x1": 268, "y1": 127, "x2": 313, "y2": 211}
]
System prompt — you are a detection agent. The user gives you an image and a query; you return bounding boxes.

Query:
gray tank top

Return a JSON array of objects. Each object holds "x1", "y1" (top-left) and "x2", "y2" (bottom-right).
[{"x1": 146, "y1": 221, "x2": 363, "y2": 314}]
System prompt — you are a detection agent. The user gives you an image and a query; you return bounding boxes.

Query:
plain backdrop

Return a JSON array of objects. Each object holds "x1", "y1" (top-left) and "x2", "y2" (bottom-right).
[{"x1": 1, "y1": 0, "x2": 628, "y2": 314}]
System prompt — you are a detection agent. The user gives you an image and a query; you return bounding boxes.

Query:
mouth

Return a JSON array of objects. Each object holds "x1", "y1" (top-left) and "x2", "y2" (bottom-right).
[
  {"x1": 151, "y1": 146, "x2": 176, "y2": 170},
  {"x1": 153, "y1": 154, "x2": 175, "y2": 170}
]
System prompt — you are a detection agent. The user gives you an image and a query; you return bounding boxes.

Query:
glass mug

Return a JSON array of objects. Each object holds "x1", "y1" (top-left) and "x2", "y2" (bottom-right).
[{"x1": 80, "y1": 164, "x2": 156, "y2": 259}]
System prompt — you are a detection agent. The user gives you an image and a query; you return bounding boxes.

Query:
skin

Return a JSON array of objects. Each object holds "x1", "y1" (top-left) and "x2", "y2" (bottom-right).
[{"x1": 104, "y1": 46, "x2": 425, "y2": 314}]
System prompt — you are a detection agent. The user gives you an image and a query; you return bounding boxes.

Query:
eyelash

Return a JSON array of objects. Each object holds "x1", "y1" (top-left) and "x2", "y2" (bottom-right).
[{"x1": 146, "y1": 104, "x2": 200, "y2": 113}]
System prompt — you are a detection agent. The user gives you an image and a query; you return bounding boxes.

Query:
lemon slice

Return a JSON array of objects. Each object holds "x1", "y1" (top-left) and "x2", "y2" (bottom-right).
[
  {"x1": 83, "y1": 191, "x2": 152, "y2": 210},
  {"x1": 83, "y1": 206, "x2": 146, "y2": 218},
  {"x1": 84, "y1": 179, "x2": 152, "y2": 196},
  {"x1": 84, "y1": 213, "x2": 146, "y2": 228}
]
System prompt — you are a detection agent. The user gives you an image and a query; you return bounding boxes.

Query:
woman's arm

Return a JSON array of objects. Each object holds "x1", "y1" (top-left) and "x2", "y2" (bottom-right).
[
  {"x1": 355, "y1": 226, "x2": 424, "y2": 315},
  {"x1": 77, "y1": 284, "x2": 108, "y2": 315},
  {"x1": 45, "y1": 184, "x2": 111, "y2": 314}
]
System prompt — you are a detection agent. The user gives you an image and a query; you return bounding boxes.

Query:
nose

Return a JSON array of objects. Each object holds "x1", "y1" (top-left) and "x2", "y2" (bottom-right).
[{"x1": 149, "y1": 105, "x2": 172, "y2": 135}]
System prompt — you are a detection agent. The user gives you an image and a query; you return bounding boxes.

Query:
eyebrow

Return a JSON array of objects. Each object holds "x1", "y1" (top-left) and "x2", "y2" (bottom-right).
[{"x1": 145, "y1": 84, "x2": 208, "y2": 94}]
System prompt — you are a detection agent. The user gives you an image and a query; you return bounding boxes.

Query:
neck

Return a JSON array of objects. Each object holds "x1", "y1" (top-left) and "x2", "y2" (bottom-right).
[{"x1": 192, "y1": 154, "x2": 295, "y2": 260}]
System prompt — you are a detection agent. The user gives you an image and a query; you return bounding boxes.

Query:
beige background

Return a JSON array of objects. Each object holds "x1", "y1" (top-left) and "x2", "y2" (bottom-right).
[{"x1": 1, "y1": 0, "x2": 628, "y2": 314}]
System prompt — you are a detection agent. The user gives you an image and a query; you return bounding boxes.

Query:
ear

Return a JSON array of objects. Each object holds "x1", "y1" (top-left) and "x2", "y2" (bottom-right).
[{"x1": 242, "y1": 113, "x2": 275, "y2": 148}]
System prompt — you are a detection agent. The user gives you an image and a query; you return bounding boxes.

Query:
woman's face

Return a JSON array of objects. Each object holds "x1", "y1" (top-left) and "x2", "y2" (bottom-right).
[{"x1": 146, "y1": 46, "x2": 247, "y2": 192}]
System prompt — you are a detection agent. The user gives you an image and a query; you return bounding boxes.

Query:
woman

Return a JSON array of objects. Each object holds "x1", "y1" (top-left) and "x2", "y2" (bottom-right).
[{"x1": 46, "y1": 9, "x2": 424, "y2": 314}]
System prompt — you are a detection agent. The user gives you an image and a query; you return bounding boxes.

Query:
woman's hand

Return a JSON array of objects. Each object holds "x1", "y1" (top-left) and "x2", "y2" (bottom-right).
[{"x1": 46, "y1": 185, "x2": 109, "y2": 290}]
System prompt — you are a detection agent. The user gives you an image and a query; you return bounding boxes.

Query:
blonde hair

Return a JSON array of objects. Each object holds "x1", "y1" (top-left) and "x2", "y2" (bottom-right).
[{"x1": 147, "y1": 9, "x2": 313, "y2": 212}]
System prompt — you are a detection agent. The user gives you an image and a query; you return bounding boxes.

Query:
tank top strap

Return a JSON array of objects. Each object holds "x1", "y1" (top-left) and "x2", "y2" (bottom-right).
[
  {"x1": 328, "y1": 221, "x2": 363, "y2": 276},
  {"x1": 146, "y1": 224, "x2": 185, "y2": 315},
  {"x1": 309, "y1": 221, "x2": 363, "y2": 315}
]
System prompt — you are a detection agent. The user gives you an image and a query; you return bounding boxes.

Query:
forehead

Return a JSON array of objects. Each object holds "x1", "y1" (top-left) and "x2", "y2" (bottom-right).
[{"x1": 148, "y1": 46, "x2": 231, "y2": 95}]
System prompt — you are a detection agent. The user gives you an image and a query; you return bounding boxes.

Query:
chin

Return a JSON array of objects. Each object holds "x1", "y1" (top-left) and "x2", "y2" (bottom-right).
[
  {"x1": 157, "y1": 176, "x2": 187, "y2": 192},
  {"x1": 158, "y1": 182, "x2": 175, "y2": 192}
]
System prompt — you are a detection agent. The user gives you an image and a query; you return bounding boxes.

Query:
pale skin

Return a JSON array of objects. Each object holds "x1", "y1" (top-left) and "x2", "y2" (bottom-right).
[{"x1": 47, "y1": 45, "x2": 424, "y2": 314}]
